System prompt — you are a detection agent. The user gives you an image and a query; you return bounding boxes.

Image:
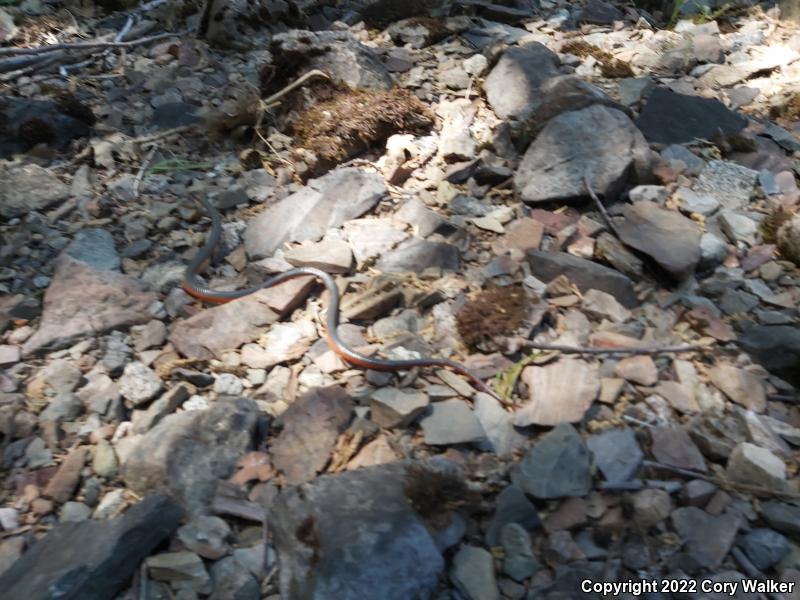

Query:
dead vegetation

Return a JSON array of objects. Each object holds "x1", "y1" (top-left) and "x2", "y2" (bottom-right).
[
  {"x1": 290, "y1": 84, "x2": 433, "y2": 164},
  {"x1": 456, "y1": 285, "x2": 530, "y2": 351},
  {"x1": 561, "y1": 40, "x2": 635, "y2": 78},
  {"x1": 760, "y1": 205, "x2": 794, "y2": 244}
]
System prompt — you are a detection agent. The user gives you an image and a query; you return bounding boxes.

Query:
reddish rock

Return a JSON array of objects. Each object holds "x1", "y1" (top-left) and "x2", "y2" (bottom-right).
[{"x1": 43, "y1": 447, "x2": 88, "y2": 504}]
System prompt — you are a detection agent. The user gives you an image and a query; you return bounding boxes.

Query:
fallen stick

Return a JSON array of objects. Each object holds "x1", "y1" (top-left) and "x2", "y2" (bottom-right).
[
  {"x1": 523, "y1": 340, "x2": 708, "y2": 355},
  {"x1": 0, "y1": 30, "x2": 184, "y2": 57}
]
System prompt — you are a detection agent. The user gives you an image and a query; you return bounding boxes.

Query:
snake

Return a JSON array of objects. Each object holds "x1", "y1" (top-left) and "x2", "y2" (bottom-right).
[{"x1": 181, "y1": 197, "x2": 504, "y2": 403}]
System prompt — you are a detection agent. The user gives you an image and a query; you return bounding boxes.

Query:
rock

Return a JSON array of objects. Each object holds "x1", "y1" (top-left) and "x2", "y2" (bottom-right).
[
  {"x1": 655, "y1": 380, "x2": 699, "y2": 414},
  {"x1": 22, "y1": 257, "x2": 156, "y2": 356},
  {"x1": 618, "y1": 77, "x2": 655, "y2": 107},
  {"x1": 662, "y1": 144, "x2": 706, "y2": 176},
  {"x1": 676, "y1": 187, "x2": 720, "y2": 216},
  {"x1": 271, "y1": 386, "x2": 353, "y2": 485},
  {"x1": 708, "y1": 363, "x2": 766, "y2": 412},
  {"x1": 582, "y1": 289, "x2": 631, "y2": 323},
  {"x1": 376, "y1": 238, "x2": 460, "y2": 273},
  {"x1": 727, "y1": 442, "x2": 787, "y2": 492},
  {"x1": 615, "y1": 355, "x2": 658, "y2": 386},
  {"x1": 631, "y1": 489, "x2": 673, "y2": 528},
  {"x1": 485, "y1": 484, "x2": 541, "y2": 546},
  {"x1": 121, "y1": 398, "x2": 259, "y2": 514},
  {"x1": 693, "y1": 160, "x2": 758, "y2": 210},
  {"x1": 370, "y1": 388, "x2": 429, "y2": 428},
  {"x1": 738, "y1": 325, "x2": 800, "y2": 387},
  {"x1": 501, "y1": 523, "x2": 539, "y2": 582},
  {"x1": 285, "y1": 240, "x2": 353, "y2": 274},
  {"x1": 614, "y1": 201, "x2": 701, "y2": 279},
  {"x1": 473, "y1": 392, "x2": 527, "y2": 455},
  {"x1": 514, "y1": 358, "x2": 600, "y2": 426},
  {"x1": 40, "y1": 392, "x2": 83, "y2": 422},
  {"x1": 682, "y1": 479, "x2": 718, "y2": 507},
  {"x1": 209, "y1": 555, "x2": 260, "y2": 600},
  {"x1": 43, "y1": 447, "x2": 87, "y2": 503},
  {"x1": 270, "y1": 462, "x2": 444, "y2": 600},
  {"x1": 146, "y1": 550, "x2": 210, "y2": 591},
  {"x1": 670, "y1": 506, "x2": 741, "y2": 568},
  {"x1": 118, "y1": 361, "x2": 163, "y2": 407},
  {"x1": 168, "y1": 277, "x2": 315, "y2": 360},
  {"x1": 526, "y1": 250, "x2": 638, "y2": 307},
  {"x1": 587, "y1": 427, "x2": 643, "y2": 483},
  {"x1": 484, "y1": 42, "x2": 560, "y2": 121},
  {"x1": 343, "y1": 218, "x2": 409, "y2": 264},
  {"x1": 0, "y1": 163, "x2": 70, "y2": 218},
  {"x1": 64, "y1": 229, "x2": 119, "y2": 272},
  {"x1": 699, "y1": 233, "x2": 729, "y2": 271},
  {"x1": 511, "y1": 424, "x2": 592, "y2": 499},
  {"x1": 176, "y1": 515, "x2": 231, "y2": 560},
  {"x1": 0, "y1": 495, "x2": 182, "y2": 600},
  {"x1": 718, "y1": 210, "x2": 757, "y2": 245},
  {"x1": 60, "y1": 501, "x2": 92, "y2": 522},
  {"x1": 451, "y1": 545, "x2": 500, "y2": 600},
  {"x1": 576, "y1": 0, "x2": 624, "y2": 23},
  {"x1": 651, "y1": 427, "x2": 707, "y2": 472},
  {"x1": 91, "y1": 439, "x2": 118, "y2": 479},
  {"x1": 777, "y1": 214, "x2": 800, "y2": 266},
  {"x1": 739, "y1": 528, "x2": 791, "y2": 571},
  {"x1": 515, "y1": 105, "x2": 652, "y2": 204},
  {"x1": 420, "y1": 399, "x2": 486, "y2": 445},
  {"x1": 437, "y1": 99, "x2": 477, "y2": 161},
  {"x1": 635, "y1": 87, "x2": 747, "y2": 145},
  {"x1": 213, "y1": 373, "x2": 244, "y2": 396},
  {"x1": 130, "y1": 320, "x2": 167, "y2": 352},
  {"x1": 0, "y1": 507, "x2": 18, "y2": 531},
  {"x1": 760, "y1": 502, "x2": 800, "y2": 540},
  {"x1": 25, "y1": 437, "x2": 52, "y2": 468},
  {"x1": 629, "y1": 185, "x2": 668, "y2": 204},
  {"x1": 244, "y1": 168, "x2": 386, "y2": 259}
]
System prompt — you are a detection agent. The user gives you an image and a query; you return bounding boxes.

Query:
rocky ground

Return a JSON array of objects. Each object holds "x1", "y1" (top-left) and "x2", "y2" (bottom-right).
[{"x1": 2, "y1": 0, "x2": 800, "y2": 598}]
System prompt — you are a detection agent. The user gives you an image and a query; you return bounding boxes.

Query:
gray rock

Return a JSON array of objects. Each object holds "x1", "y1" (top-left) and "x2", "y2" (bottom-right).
[
  {"x1": 271, "y1": 386, "x2": 353, "y2": 485},
  {"x1": 213, "y1": 373, "x2": 244, "y2": 396},
  {"x1": 284, "y1": 240, "x2": 354, "y2": 274},
  {"x1": 662, "y1": 144, "x2": 706, "y2": 176},
  {"x1": 245, "y1": 168, "x2": 386, "y2": 259},
  {"x1": 651, "y1": 427, "x2": 707, "y2": 472},
  {"x1": 437, "y1": 99, "x2": 477, "y2": 161},
  {"x1": 118, "y1": 361, "x2": 163, "y2": 407},
  {"x1": 632, "y1": 489, "x2": 673, "y2": 528},
  {"x1": 587, "y1": 427, "x2": 643, "y2": 483},
  {"x1": 0, "y1": 163, "x2": 70, "y2": 218},
  {"x1": 60, "y1": 501, "x2": 92, "y2": 522},
  {"x1": 501, "y1": 523, "x2": 540, "y2": 582},
  {"x1": 0, "y1": 495, "x2": 182, "y2": 600},
  {"x1": 727, "y1": 442, "x2": 787, "y2": 492},
  {"x1": 485, "y1": 484, "x2": 542, "y2": 546},
  {"x1": 670, "y1": 507, "x2": 741, "y2": 568},
  {"x1": 718, "y1": 210, "x2": 757, "y2": 245},
  {"x1": 121, "y1": 398, "x2": 259, "y2": 514},
  {"x1": 759, "y1": 502, "x2": 800, "y2": 541},
  {"x1": 738, "y1": 325, "x2": 800, "y2": 386},
  {"x1": 64, "y1": 229, "x2": 120, "y2": 272},
  {"x1": 140, "y1": 260, "x2": 185, "y2": 293},
  {"x1": 473, "y1": 392, "x2": 527, "y2": 455},
  {"x1": 699, "y1": 232, "x2": 728, "y2": 271},
  {"x1": 376, "y1": 238, "x2": 460, "y2": 273},
  {"x1": 526, "y1": 250, "x2": 638, "y2": 307},
  {"x1": 40, "y1": 392, "x2": 84, "y2": 422},
  {"x1": 484, "y1": 42, "x2": 560, "y2": 121},
  {"x1": 177, "y1": 515, "x2": 231, "y2": 560},
  {"x1": 515, "y1": 105, "x2": 652, "y2": 204},
  {"x1": 739, "y1": 528, "x2": 791, "y2": 571},
  {"x1": 369, "y1": 388, "x2": 429, "y2": 428},
  {"x1": 42, "y1": 359, "x2": 83, "y2": 393},
  {"x1": 130, "y1": 320, "x2": 167, "y2": 352},
  {"x1": 635, "y1": 88, "x2": 747, "y2": 145},
  {"x1": 92, "y1": 439, "x2": 118, "y2": 478},
  {"x1": 25, "y1": 437, "x2": 52, "y2": 469},
  {"x1": 270, "y1": 462, "x2": 444, "y2": 600},
  {"x1": 676, "y1": 187, "x2": 720, "y2": 216},
  {"x1": 146, "y1": 550, "x2": 210, "y2": 591},
  {"x1": 0, "y1": 508, "x2": 18, "y2": 531},
  {"x1": 629, "y1": 185, "x2": 668, "y2": 204},
  {"x1": 576, "y1": 0, "x2": 624, "y2": 23},
  {"x1": 451, "y1": 546, "x2": 500, "y2": 600},
  {"x1": 693, "y1": 160, "x2": 758, "y2": 210},
  {"x1": 614, "y1": 201, "x2": 701, "y2": 279},
  {"x1": 618, "y1": 77, "x2": 655, "y2": 107},
  {"x1": 511, "y1": 424, "x2": 591, "y2": 499},
  {"x1": 209, "y1": 555, "x2": 260, "y2": 600},
  {"x1": 720, "y1": 288, "x2": 759, "y2": 315},
  {"x1": 420, "y1": 399, "x2": 486, "y2": 445}
]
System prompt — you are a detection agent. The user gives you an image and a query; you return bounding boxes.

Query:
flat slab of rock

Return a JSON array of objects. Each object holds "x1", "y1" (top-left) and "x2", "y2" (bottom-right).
[
  {"x1": 473, "y1": 392, "x2": 527, "y2": 455},
  {"x1": 284, "y1": 240, "x2": 353, "y2": 273},
  {"x1": 526, "y1": 250, "x2": 638, "y2": 307},
  {"x1": 0, "y1": 495, "x2": 182, "y2": 600},
  {"x1": 270, "y1": 462, "x2": 444, "y2": 600},
  {"x1": 244, "y1": 168, "x2": 386, "y2": 259},
  {"x1": 376, "y1": 238, "x2": 460, "y2": 273},
  {"x1": 651, "y1": 427, "x2": 707, "y2": 472},
  {"x1": 692, "y1": 160, "x2": 758, "y2": 210},
  {"x1": 738, "y1": 325, "x2": 800, "y2": 387},
  {"x1": 484, "y1": 42, "x2": 560, "y2": 121},
  {"x1": 514, "y1": 358, "x2": 600, "y2": 426},
  {"x1": 614, "y1": 201, "x2": 701, "y2": 279},
  {"x1": 271, "y1": 386, "x2": 353, "y2": 485},
  {"x1": 635, "y1": 87, "x2": 747, "y2": 144},
  {"x1": 0, "y1": 162, "x2": 70, "y2": 218},
  {"x1": 727, "y1": 442, "x2": 787, "y2": 492},
  {"x1": 514, "y1": 105, "x2": 651, "y2": 204},
  {"x1": 511, "y1": 424, "x2": 592, "y2": 499},
  {"x1": 23, "y1": 256, "x2": 156, "y2": 356},
  {"x1": 708, "y1": 363, "x2": 766, "y2": 412},
  {"x1": 587, "y1": 427, "x2": 643, "y2": 483},
  {"x1": 168, "y1": 277, "x2": 315, "y2": 360},
  {"x1": 121, "y1": 398, "x2": 259, "y2": 514},
  {"x1": 420, "y1": 399, "x2": 486, "y2": 445},
  {"x1": 671, "y1": 506, "x2": 741, "y2": 568}
]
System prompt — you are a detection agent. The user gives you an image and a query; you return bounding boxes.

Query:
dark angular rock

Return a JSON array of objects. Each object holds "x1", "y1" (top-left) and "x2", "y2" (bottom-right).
[
  {"x1": 738, "y1": 528, "x2": 791, "y2": 571},
  {"x1": 671, "y1": 507, "x2": 741, "y2": 568},
  {"x1": 0, "y1": 495, "x2": 182, "y2": 600},
  {"x1": 738, "y1": 325, "x2": 800, "y2": 387},
  {"x1": 576, "y1": 0, "x2": 624, "y2": 24},
  {"x1": 511, "y1": 424, "x2": 592, "y2": 499},
  {"x1": 760, "y1": 502, "x2": 800, "y2": 541},
  {"x1": 635, "y1": 88, "x2": 747, "y2": 145},
  {"x1": 526, "y1": 250, "x2": 638, "y2": 307},
  {"x1": 587, "y1": 427, "x2": 643, "y2": 484},
  {"x1": 485, "y1": 484, "x2": 542, "y2": 546},
  {"x1": 270, "y1": 462, "x2": 444, "y2": 600}
]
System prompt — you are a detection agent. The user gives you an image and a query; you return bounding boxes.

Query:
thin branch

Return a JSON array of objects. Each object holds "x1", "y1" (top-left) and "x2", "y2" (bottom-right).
[
  {"x1": 0, "y1": 31, "x2": 184, "y2": 57},
  {"x1": 133, "y1": 144, "x2": 159, "y2": 198},
  {"x1": 262, "y1": 69, "x2": 330, "y2": 105},
  {"x1": 523, "y1": 340, "x2": 709, "y2": 355},
  {"x1": 584, "y1": 169, "x2": 622, "y2": 238}
]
